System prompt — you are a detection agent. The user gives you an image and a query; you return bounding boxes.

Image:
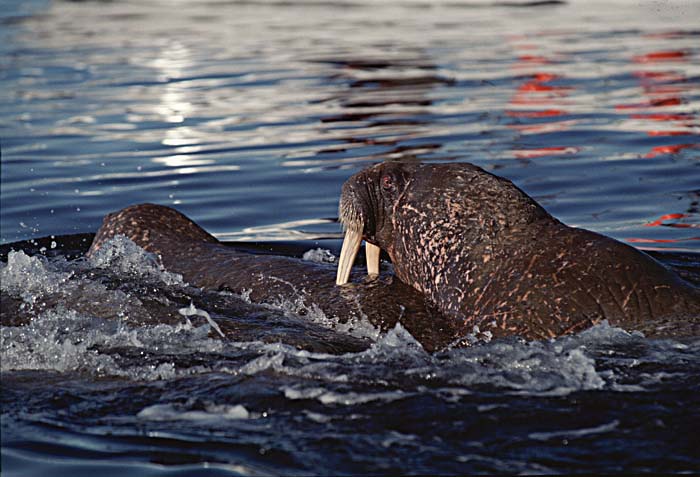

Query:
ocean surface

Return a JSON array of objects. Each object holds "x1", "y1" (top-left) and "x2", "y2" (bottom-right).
[{"x1": 1, "y1": 0, "x2": 699, "y2": 475}]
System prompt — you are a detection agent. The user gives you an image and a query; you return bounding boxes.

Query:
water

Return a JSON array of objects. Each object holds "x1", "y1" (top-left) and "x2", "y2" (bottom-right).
[
  {"x1": 2, "y1": 0, "x2": 700, "y2": 474},
  {"x1": 2, "y1": 243, "x2": 700, "y2": 475},
  {"x1": 2, "y1": 0, "x2": 699, "y2": 247}
]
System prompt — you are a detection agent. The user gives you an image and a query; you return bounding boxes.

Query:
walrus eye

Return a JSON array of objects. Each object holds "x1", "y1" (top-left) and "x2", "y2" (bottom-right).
[{"x1": 381, "y1": 174, "x2": 394, "y2": 191}]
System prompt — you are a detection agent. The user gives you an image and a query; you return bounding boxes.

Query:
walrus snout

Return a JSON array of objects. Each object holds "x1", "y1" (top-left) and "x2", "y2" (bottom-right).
[
  {"x1": 336, "y1": 162, "x2": 417, "y2": 285},
  {"x1": 336, "y1": 171, "x2": 381, "y2": 285}
]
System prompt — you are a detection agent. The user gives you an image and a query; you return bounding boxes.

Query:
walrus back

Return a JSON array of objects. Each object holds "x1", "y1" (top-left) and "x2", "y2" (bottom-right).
[
  {"x1": 384, "y1": 164, "x2": 699, "y2": 340},
  {"x1": 87, "y1": 203, "x2": 464, "y2": 351},
  {"x1": 88, "y1": 203, "x2": 218, "y2": 257},
  {"x1": 477, "y1": 221, "x2": 700, "y2": 339}
]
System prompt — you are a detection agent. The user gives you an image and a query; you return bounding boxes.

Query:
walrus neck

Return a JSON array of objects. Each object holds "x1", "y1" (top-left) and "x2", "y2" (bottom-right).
[
  {"x1": 388, "y1": 202, "x2": 556, "y2": 320},
  {"x1": 390, "y1": 224, "x2": 495, "y2": 296}
]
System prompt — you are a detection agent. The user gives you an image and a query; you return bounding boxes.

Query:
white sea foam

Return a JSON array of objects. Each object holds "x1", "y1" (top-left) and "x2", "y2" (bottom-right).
[
  {"x1": 3, "y1": 245, "x2": 695, "y2": 400},
  {"x1": 529, "y1": 419, "x2": 620, "y2": 441},
  {"x1": 301, "y1": 248, "x2": 337, "y2": 264},
  {"x1": 381, "y1": 431, "x2": 419, "y2": 449},
  {"x1": 1, "y1": 248, "x2": 195, "y2": 334},
  {"x1": 238, "y1": 352, "x2": 286, "y2": 375},
  {"x1": 0, "y1": 250, "x2": 73, "y2": 304},
  {"x1": 0, "y1": 307, "x2": 223, "y2": 379},
  {"x1": 255, "y1": 277, "x2": 382, "y2": 342},
  {"x1": 2, "y1": 294, "x2": 694, "y2": 399},
  {"x1": 364, "y1": 322, "x2": 425, "y2": 355},
  {"x1": 179, "y1": 302, "x2": 225, "y2": 338},
  {"x1": 429, "y1": 339, "x2": 605, "y2": 396},
  {"x1": 137, "y1": 401, "x2": 252, "y2": 422},
  {"x1": 282, "y1": 385, "x2": 408, "y2": 406},
  {"x1": 1, "y1": 250, "x2": 147, "y2": 320},
  {"x1": 303, "y1": 411, "x2": 332, "y2": 423},
  {"x1": 222, "y1": 322, "x2": 616, "y2": 397},
  {"x1": 88, "y1": 235, "x2": 184, "y2": 286}
]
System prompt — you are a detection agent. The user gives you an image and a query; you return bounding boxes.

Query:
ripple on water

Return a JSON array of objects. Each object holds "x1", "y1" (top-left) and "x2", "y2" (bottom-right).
[
  {"x1": 1, "y1": 0, "x2": 699, "y2": 249},
  {"x1": 2, "y1": 0, "x2": 700, "y2": 474},
  {"x1": 2, "y1": 242, "x2": 699, "y2": 474}
]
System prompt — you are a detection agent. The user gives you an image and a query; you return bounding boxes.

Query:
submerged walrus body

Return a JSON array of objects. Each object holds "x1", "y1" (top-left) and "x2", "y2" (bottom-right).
[
  {"x1": 88, "y1": 204, "x2": 462, "y2": 351},
  {"x1": 337, "y1": 162, "x2": 700, "y2": 339}
]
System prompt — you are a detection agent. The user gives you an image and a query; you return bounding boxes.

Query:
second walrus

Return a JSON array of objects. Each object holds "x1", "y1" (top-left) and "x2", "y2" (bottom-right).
[{"x1": 336, "y1": 162, "x2": 700, "y2": 339}]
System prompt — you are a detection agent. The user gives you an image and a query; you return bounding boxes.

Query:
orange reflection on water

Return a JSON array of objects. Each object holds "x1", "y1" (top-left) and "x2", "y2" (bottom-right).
[
  {"x1": 615, "y1": 97, "x2": 683, "y2": 109},
  {"x1": 632, "y1": 50, "x2": 689, "y2": 63},
  {"x1": 640, "y1": 85, "x2": 689, "y2": 96},
  {"x1": 630, "y1": 113, "x2": 692, "y2": 121},
  {"x1": 646, "y1": 130, "x2": 693, "y2": 136},
  {"x1": 516, "y1": 55, "x2": 550, "y2": 64},
  {"x1": 630, "y1": 211, "x2": 700, "y2": 246},
  {"x1": 512, "y1": 146, "x2": 579, "y2": 159},
  {"x1": 644, "y1": 143, "x2": 698, "y2": 158},
  {"x1": 505, "y1": 44, "x2": 574, "y2": 142},
  {"x1": 633, "y1": 71, "x2": 685, "y2": 82},
  {"x1": 644, "y1": 213, "x2": 699, "y2": 228},
  {"x1": 620, "y1": 45, "x2": 697, "y2": 156},
  {"x1": 626, "y1": 237, "x2": 700, "y2": 244},
  {"x1": 516, "y1": 82, "x2": 571, "y2": 93}
]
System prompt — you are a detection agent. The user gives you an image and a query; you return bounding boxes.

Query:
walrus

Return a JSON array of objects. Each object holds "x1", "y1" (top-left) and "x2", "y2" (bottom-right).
[
  {"x1": 336, "y1": 162, "x2": 700, "y2": 339},
  {"x1": 87, "y1": 203, "x2": 463, "y2": 351}
]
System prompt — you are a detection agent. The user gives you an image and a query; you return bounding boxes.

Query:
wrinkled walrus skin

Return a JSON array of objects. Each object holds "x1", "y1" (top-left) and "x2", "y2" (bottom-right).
[
  {"x1": 337, "y1": 162, "x2": 700, "y2": 339},
  {"x1": 87, "y1": 204, "x2": 463, "y2": 351}
]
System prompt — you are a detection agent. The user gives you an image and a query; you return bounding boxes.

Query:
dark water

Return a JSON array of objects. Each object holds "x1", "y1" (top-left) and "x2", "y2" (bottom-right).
[{"x1": 2, "y1": 0, "x2": 700, "y2": 475}]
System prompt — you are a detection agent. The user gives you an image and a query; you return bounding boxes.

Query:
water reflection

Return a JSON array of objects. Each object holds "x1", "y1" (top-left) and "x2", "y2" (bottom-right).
[
  {"x1": 505, "y1": 37, "x2": 578, "y2": 159},
  {"x1": 283, "y1": 52, "x2": 453, "y2": 171},
  {"x1": 218, "y1": 217, "x2": 339, "y2": 241},
  {"x1": 1, "y1": 1, "x2": 699, "y2": 249},
  {"x1": 617, "y1": 41, "x2": 699, "y2": 245},
  {"x1": 151, "y1": 41, "x2": 194, "y2": 124}
]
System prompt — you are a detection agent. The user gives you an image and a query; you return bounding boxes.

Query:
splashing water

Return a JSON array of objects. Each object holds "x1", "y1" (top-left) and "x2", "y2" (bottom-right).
[
  {"x1": 2, "y1": 236, "x2": 700, "y2": 474},
  {"x1": 2, "y1": 0, "x2": 700, "y2": 473}
]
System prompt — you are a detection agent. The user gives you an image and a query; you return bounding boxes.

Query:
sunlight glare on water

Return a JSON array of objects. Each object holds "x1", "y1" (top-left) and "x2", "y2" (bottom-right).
[
  {"x1": 1, "y1": 0, "x2": 699, "y2": 248},
  {"x1": 2, "y1": 0, "x2": 700, "y2": 475}
]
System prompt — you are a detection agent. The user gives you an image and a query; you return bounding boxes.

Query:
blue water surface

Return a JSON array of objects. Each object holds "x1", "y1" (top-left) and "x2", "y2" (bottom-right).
[
  {"x1": 1, "y1": 0, "x2": 698, "y2": 247},
  {"x1": 2, "y1": 0, "x2": 700, "y2": 475}
]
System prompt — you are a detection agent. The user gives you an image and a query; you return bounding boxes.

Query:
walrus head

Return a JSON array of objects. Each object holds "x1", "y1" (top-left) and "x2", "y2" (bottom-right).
[
  {"x1": 336, "y1": 162, "x2": 417, "y2": 285},
  {"x1": 336, "y1": 162, "x2": 550, "y2": 287}
]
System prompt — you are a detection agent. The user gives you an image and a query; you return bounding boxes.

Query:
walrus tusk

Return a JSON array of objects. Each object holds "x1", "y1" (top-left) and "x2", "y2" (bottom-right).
[
  {"x1": 366, "y1": 242, "x2": 380, "y2": 276},
  {"x1": 336, "y1": 226, "x2": 362, "y2": 285}
]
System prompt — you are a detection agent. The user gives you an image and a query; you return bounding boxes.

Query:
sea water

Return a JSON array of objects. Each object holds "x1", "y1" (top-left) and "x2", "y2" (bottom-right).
[{"x1": 2, "y1": 0, "x2": 699, "y2": 474}]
